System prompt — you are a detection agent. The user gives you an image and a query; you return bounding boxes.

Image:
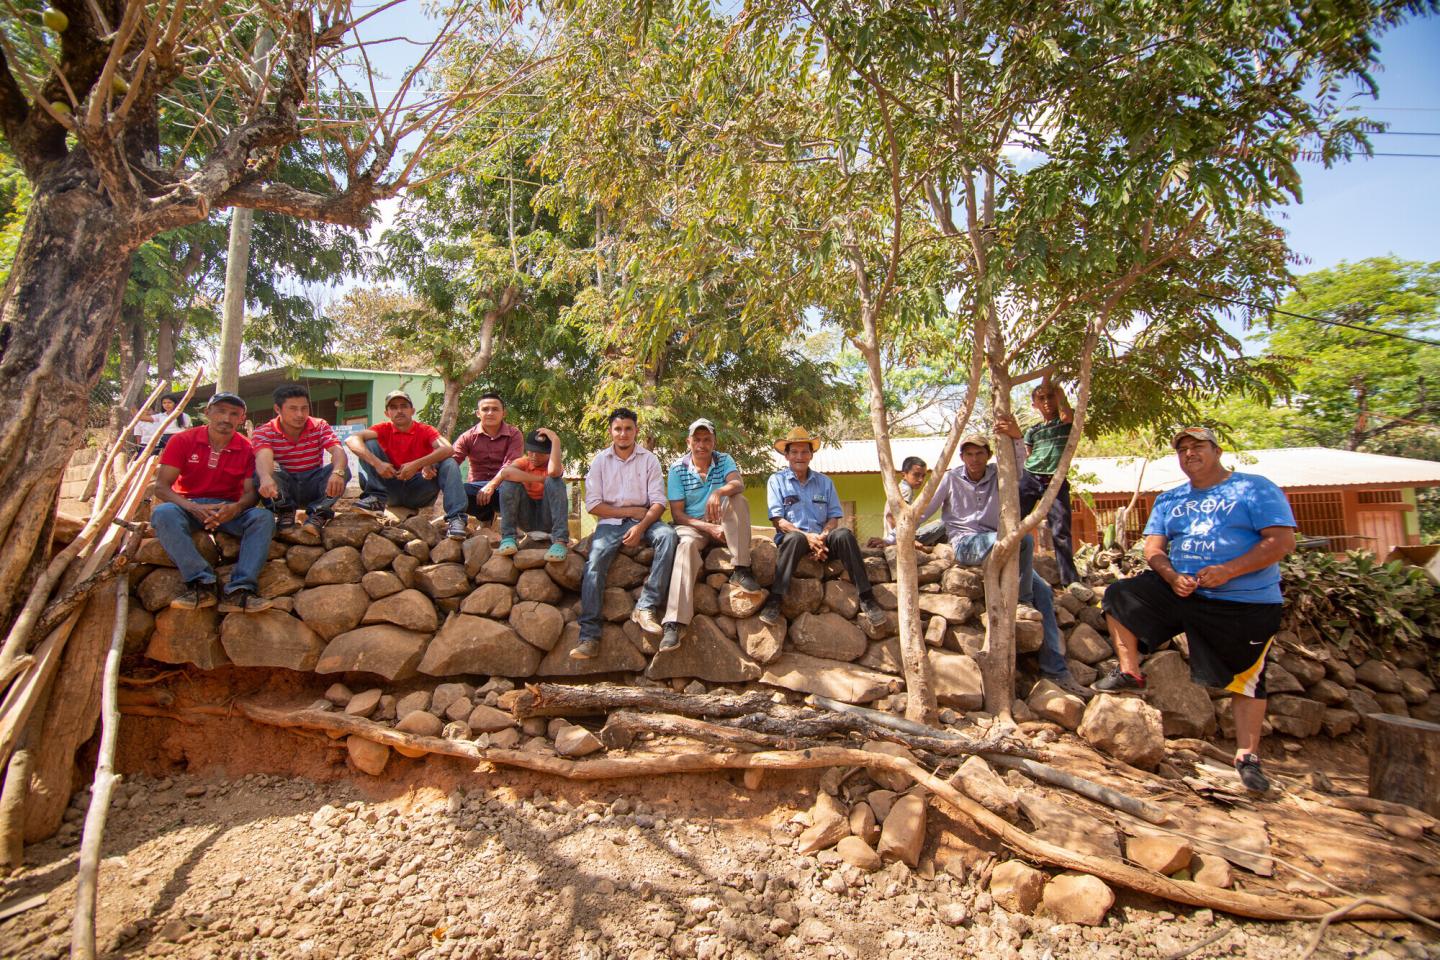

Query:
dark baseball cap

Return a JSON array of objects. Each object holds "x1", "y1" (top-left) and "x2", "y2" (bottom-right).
[
  {"x1": 208, "y1": 392, "x2": 246, "y2": 410},
  {"x1": 524, "y1": 429, "x2": 552, "y2": 454}
]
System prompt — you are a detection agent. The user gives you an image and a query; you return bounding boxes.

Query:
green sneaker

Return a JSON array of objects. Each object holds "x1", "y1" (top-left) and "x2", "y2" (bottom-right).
[
  {"x1": 545, "y1": 542, "x2": 568, "y2": 562},
  {"x1": 496, "y1": 537, "x2": 519, "y2": 557}
]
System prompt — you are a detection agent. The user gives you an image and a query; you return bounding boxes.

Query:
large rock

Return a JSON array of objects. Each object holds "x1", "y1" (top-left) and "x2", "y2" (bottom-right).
[
  {"x1": 555, "y1": 725, "x2": 603, "y2": 757},
  {"x1": 1020, "y1": 793, "x2": 1122, "y2": 860},
  {"x1": 419, "y1": 615, "x2": 542, "y2": 677},
  {"x1": 719, "y1": 583, "x2": 768, "y2": 619},
  {"x1": 1267, "y1": 694, "x2": 1325, "y2": 738},
  {"x1": 316, "y1": 625, "x2": 430, "y2": 681},
  {"x1": 431, "y1": 539, "x2": 462, "y2": 565},
  {"x1": 414, "y1": 563, "x2": 469, "y2": 599},
  {"x1": 362, "y1": 589, "x2": 439, "y2": 633},
  {"x1": 950, "y1": 756, "x2": 1018, "y2": 821},
  {"x1": 220, "y1": 609, "x2": 324, "y2": 670},
  {"x1": 759, "y1": 653, "x2": 898, "y2": 704},
  {"x1": 292, "y1": 584, "x2": 369, "y2": 640},
  {"x1": 601, "y1": 587, "x2": 633, "y2": 622},
  {"x1": 1144, "y1": 650, "x2": 1216, "y2": 738},
  {"x1": 361, "y1": 570, "x2": 404, "y2": 600},
  {"x1": 477, "y1": 554, "x2": 519, "y2": 586},
  {"x1": 796, "y1": 792, "x2": 849, "y2": 855},
  {"x1": 1126, "y1": 835, "x2": 1192, "y2": 875},
  {"x1": 508, "y1": 600, "x2": 565, "y2": 651},
  {"x1": 462, "y1": 535, "x2": 492, "y2": 578},
  {"x1": 606, "y1": 553, "x2": 649, "y2": 590},
  {"x1": 346, "y1": 736, "x2": 390, "y2": 776},
  {"x1": 137, "y1": 568, "x2": 187, "y2": 612},
  {"x1": 1042, "y1": 873, "x2": 1113, "y2": 926},
  {"x1": 1077, "y1": 696, "x2": 1164, "y2": 770},
  {"x1": 546, "y1": 551, "x2": 585, "y2": 591},
  {"x1": 460, "y1": 582, "x2": 514, "y2": 618},
  {"x1": 1028, "y1": 679, "x2": 1085, "y2": 730},
  {"x1": 146, "y1": 607, "x2": 227, "y2": 669},
  {"x1": 124, "y1": 602, "x2": 155, "y2": 656},
  {"x1": 917, "y1": 594, "x2": 974, "y2": 625},
  {"x1": 305, "y1": 546, "x2": 364, "y2": 586},
  {"x1": 136, "y1": 533, "x2": 219, "y2": 567},
  {"x1": 285, "y1": 544, "x2": 325, "y2": 575},
  {"x1": 360, "y1": 533, "x2": 401, "y2": 571},
  {"x1": 737, "y1": 616, "x2": 787, "y2": 665},
  {"x1": 392, "y1": 554, "x2": 419, "y2": 588},
  {"x1": 257, "y1": 560, "x2": 305, "y2": 599},
  {"x1": 322, "y1": 512, "x2": 380, "y2": 550},
  {"x1": 942, "y1": 565, "x2": 985, "y2": 598},
  {"x1": 1066, "y1": 623, "x2": 1111, "y2": 664},
  {"x1": 877, "y1": 794, "x2": 926, "y2": 868},
  {"x1": 1355, "y1": 659, "x2": 1403, "y2": 694},
  {"x1": 1276, "y1": 650, "x2": 1327, "y2": 687},
  {"x1": 645, "y1": 615, "x2": 761, "y2": 683},
  {"x1": 788, "y1": 612, "x2": 867, "y2": 662},
  {"x1": 401, "y1": 514, "x2": 441, "y2": 547},
  {"x1": 779, "y1": 577, "x2": 823, "y2": 619},
  {"x1": 990, "y1": 860, "x2": 1044, "y2": 914},
  {"x1": 929, "y1": 650, "x2": 984, "y2": 710},
  {"x1": 823, "y1": 580, "x2": 859, "y2": 618},
  {"x1": 515, "y1": 568, "x2": 563, "y2": 604},
  {"x1": 538, "y1": 623, "x2": 647, "y2": 676},
  {"x1": 749, "y1": 537, "x2": 777, "y2": 586}
]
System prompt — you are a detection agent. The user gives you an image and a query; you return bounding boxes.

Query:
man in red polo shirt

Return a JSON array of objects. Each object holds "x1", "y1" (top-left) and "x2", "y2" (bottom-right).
[
  {"x1": 451, "y1": 392, "x2": 522, "y2": 529},
  {"x1": 345, "y1": 390, "x2": 469, "y2": 539},
  {"x1": 151, "y1": 392, "x2": 276, "y2": 612},
  {"x1": 253, "y1": 383, "x2": 348, "y2": 541}
]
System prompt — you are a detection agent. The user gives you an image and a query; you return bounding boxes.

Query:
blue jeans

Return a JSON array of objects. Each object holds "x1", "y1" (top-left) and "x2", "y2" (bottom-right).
[
  {"x1": 358, "y1": 439, "x2": 467, "y2": 520},
  {"x1": 263, "y1": 462, "x2": 347, "y2": 519},
  {"x1": 151, "y1": 498, "x2": 275, "y2": 594},
  {"x1": 953, "y1": 531, "x2": 1070, "y2": 679},
  {"x1": 499, "y1": 478, "x2": 570, "y2": 543},
  {"x1": 579, "y1": 519, "x2": 678, "y2": 640}
]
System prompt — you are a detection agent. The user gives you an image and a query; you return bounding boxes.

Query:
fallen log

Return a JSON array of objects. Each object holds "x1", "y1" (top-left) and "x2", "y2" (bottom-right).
[
  {"x1": 507, "y1": 682, "x2": 777, "y2": 720},
  {"x1": 601, "y1": 710, "x2": 809, "y2": 751},
  {"x1": 155, "y1": 697, "x2": 1440, "y2": 923},
  {"x1": 1366, "y1": 713, "x2": 1440, "y2": 818},
  {"x1": 721, "y1": 710, "x2": 1034, "y2": 759}
]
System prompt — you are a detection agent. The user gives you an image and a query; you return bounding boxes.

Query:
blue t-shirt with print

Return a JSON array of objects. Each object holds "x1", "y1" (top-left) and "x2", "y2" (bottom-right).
[
  {"x1": 1142, "y1": 472, "x2": 1296, "y2": 604},
  {"x1": 667, "y1": 452, "x2": 738, "y2": 518}
]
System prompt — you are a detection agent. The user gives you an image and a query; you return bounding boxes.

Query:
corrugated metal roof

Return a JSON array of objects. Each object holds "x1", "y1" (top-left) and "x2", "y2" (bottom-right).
[{"x1": 757, "y1": 439, "x2": 1440, "y2": 493}]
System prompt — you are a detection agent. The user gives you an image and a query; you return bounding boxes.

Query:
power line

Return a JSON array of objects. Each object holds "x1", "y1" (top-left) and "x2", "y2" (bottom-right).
[{"x1": 1196, "y1": 292, "x2": 1440, "y2": 347}]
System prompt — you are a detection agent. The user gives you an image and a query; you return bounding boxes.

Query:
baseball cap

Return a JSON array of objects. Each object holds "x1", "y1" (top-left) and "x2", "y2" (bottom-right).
[
  {"x1": 208, "y1": 392, "x2": 246, "y2": 410},
  {"x1": 959, "y1": 432, "x2": 991, "y2": 451},
  {"x1": 524, "y1": 429, "x2": 552, "y2": 454},
  {"x1": 688, "y1": 418, "x2": 716, "y2": 436},
  {"x1": 384, "y1": 389, "x2": 413, "y2": 407},
  {"x1": 1172, "y1": 426, "x2": 1220, "y2": 449}
]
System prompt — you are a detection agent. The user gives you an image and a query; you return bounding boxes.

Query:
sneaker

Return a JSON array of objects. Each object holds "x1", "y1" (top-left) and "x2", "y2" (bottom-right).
[
  {"x1": 218, "y1": 589, "x2": 273, "y2": 614},
  {"x1": 273, "y1": 508, "x2": 297, "y2": 530},
  {"x1": 1235, "y1": 754, "x2": 1271, "y2": 793},
  {"x1": 447, "y1": 517, "x2": 468, "y2": 540},
  {"x1": 658, "y1": 623, "x2": 682, "y2": 652},
  {"x1": 496, "y1": 537, "x2": 519, "y2": 557},
  {"x1": 758, "y1": 597, "x2": 783, "y2": 625},
  {"x1": 631, "y1": 605, "x2": 662, "y2": 635},
  {"x1": 545, "y1": 542, "x2": 569, "y2": 563},
  {"x1": 1043, "y1": 673, "x2": 1095, "y2": 702},
  {"x1": 353, "y1": 495, "x2": 386, "y2": 515},
  {"x1": 570, "y1": 637, "x2": 601, "y2": 660},
  {"x1": 170, "y1": 580, "x2": 217, "y2": 610},
  {"x1": 1092, "y1": 666, "x2": 1146, "y2": 693},
  {"x1": 729, "y1": 566, "x2": 762, "y2": 594},
  {"x1": 859, "y1": 596, "x2": 888, "y2": 628}
]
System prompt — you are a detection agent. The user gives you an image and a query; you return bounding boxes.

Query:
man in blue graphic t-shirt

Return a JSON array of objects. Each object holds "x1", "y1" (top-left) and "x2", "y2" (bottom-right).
[{"x1": 1097, "y1": 427, "x2": 1296, "y2": 794}]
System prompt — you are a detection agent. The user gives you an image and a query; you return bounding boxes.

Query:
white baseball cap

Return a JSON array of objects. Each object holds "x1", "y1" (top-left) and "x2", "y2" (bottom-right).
[{"x1": 688, "y1": 418, "x2": 716, "y2": 436}]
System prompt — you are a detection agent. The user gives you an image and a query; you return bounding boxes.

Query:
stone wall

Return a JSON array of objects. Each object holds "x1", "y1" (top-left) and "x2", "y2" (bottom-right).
[{"x1": 123, "y1": 510, "x2": 1439, "y2": 742}]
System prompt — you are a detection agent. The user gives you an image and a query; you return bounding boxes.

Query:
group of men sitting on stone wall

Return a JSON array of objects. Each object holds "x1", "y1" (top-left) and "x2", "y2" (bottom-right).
[{"x1": 148, "y1": 378, "x2": 1297, "y2": 794}]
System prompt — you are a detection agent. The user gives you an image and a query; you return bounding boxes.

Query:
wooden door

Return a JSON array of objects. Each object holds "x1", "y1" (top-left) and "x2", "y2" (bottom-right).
[{"x1": 1356, "y1": 510, "x2": 1406, "y2": 556}]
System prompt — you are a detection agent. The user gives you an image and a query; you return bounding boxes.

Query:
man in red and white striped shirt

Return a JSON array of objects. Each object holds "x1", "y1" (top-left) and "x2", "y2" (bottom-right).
[{"x1": 254, "y1": 384, "x2": 348, "y2": 540}]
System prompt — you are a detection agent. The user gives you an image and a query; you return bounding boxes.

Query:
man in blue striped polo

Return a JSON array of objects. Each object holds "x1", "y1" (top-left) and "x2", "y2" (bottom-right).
[{"x1": 658, "y1": 419, "x2": 763, "y2": 653}]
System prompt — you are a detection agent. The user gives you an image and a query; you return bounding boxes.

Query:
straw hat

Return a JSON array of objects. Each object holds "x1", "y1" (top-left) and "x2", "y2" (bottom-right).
[{"x1": 773, "y1": 427, "x2": 822, "y2": 454}]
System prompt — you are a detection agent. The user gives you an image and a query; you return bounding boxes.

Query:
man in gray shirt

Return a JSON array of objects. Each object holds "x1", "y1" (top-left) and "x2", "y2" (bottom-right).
[{"x1": 917, "y1": 417, "x2": 1090, "y2": 699}]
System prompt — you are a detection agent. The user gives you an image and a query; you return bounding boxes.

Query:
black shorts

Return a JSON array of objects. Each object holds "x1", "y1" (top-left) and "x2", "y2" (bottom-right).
[{"x1": 1101, "y1": 570, "x2": 1282, "y2": 698}]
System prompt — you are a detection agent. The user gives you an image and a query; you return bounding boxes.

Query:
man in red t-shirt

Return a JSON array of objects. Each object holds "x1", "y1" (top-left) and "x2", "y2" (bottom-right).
[
  {"x1": 253, "y1": 383, "x2": 348, "y2": 541},
  {"x1": 344, "y1": 390, "x2": 469, "y2": 539},
  {"x1": 151, "y1": 392, "x2": 276, "y2": 612}
]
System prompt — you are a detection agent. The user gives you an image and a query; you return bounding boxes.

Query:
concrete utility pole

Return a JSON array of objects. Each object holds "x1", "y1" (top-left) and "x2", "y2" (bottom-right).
[{"x1": 217, "y1": 29, "x2": 276, "y2": 393}]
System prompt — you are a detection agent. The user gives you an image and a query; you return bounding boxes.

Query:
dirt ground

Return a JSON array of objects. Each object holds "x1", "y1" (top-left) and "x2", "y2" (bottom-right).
[{"x1": 3, "y1": 705, "x2": 1439, "y2": 960}]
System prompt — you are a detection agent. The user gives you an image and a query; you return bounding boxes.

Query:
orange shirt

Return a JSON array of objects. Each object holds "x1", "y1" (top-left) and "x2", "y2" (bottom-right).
[{"x1": 512, "y1": 453, "x2": 549, "y2": 499}]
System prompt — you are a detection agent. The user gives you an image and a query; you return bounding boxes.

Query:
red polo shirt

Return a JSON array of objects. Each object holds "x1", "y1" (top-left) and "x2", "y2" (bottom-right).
[
  {"x1": 159, "y1": 426, "x2": 255, "y2": 501},
  {"x1": 372, "y1": 420, "x2": 441, "y2": 467}
]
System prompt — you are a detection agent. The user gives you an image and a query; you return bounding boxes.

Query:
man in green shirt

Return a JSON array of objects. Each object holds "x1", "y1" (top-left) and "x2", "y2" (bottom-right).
[{"x1": 1020, "y1": 380, "x2": 1078, "y2": 585}]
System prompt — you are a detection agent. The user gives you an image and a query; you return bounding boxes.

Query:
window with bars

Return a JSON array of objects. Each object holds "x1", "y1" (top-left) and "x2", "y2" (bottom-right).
[
  {"x1": 1357, "y1": 489, "x2": 1404, "y2": 505},
  {"x1": 1285, "y1": 491, "x2": 1346, "y2": 538}
]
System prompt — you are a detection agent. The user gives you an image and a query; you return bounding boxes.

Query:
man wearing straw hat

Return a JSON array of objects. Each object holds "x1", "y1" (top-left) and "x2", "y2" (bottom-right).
[
  {"x1": 150, "y1": 392, "x2": 276, "y2": 613},
  {"x1": 760, "y1": 427, "x2": 887, "y2": 629}
]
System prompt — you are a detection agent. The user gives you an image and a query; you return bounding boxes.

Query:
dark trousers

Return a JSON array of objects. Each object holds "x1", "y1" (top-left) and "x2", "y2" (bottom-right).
[
  {"x1": 264, "y1": 462, "x2": 347, "y2": 519},
  {"x1": 1020, "y1": 471, "x2": 1077, "y2": 585},
  {"x1": 773, "y1": 528, "x2": 871, "y2": 599}
]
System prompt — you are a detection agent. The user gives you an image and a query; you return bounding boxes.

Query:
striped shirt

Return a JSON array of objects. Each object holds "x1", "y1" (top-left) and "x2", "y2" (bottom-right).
[
  {"x1": 667, "y1": 452, "x2": 739, "y2": 518},
  {"x1": 251, "y1": 416, "x2": 340, "y2": 473},
  {"x1": 1023, "y1": 418, "x2": 1072, "y2": 475}
]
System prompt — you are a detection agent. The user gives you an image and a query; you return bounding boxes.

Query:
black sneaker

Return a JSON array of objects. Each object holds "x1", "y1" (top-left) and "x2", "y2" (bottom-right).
[
  {"x1": 729, "y1": 566, "x2": 762, "y2": 594},
  {"x1": 570, "y1": 637, "x2": 601, "y2": 660},
  {"x1": 218, "y1": 589, "x2": 274, "y2": 614},
  {"x1": 170, "y1": 580, "x2": 218, "y2": 610},
  {"x1": 273, "y1": 508, "x2": 297, "y2": 530},
  {"x1": 1235, "y1": 754, "x2": 1271, "y2": 793},
  {"x1": 758, "y1": 597, "x2": 782, "y2": 625},
  {"x1": 446, "y1": 517, "x2": 468, "y2": 540},
  {"x1": 1092, "y1": 667, "x2": 1146, "y2": 693},
  {"x1": 859, "y1": 596, "x2": 888, "y2": 628},
  {"x1": 353, "y1": 495, "x2": 386, "y2": 515},
  {"x1": 293, "y1": 514, "x2": 325, "y2": 544},
  {"x1": 658, "y1": 623, "x2": 682, "y2": 652},
  {"x1": 1043, "y1": 673, "x2": 1095, "y2": 702}
]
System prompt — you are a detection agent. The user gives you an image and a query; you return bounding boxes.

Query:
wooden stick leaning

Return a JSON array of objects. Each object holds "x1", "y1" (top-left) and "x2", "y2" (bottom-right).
[
  {"x1": 174, "y1": 699, "x2": 1440, "y2": 923},
  {"x1": 70, "y1": 575, "x2": 129, "y2": 960}
]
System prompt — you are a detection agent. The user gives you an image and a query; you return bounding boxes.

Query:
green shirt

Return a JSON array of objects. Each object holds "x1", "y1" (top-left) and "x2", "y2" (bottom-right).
[{"x1": 1023, "y1": 418, "x2": 1071, "y2": 474}]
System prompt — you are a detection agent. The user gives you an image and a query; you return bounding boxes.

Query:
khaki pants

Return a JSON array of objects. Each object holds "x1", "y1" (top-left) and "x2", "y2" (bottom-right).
[{"x1": 663, "y1": 496, "x2": 753, "y2": 625}]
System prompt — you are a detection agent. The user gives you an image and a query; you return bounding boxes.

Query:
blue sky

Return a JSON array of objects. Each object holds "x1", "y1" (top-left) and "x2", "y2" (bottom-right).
[{"x1": 1283, "y1": 15, "x2": 1440, "y2": 273}]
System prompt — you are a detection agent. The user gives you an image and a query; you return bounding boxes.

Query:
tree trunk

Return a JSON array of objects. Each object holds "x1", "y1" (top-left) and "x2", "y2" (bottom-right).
[
  {"x1": 437, "y1": 378, "x2": 464, "y2": 440},
  {"x1": 0, "y1": 173, "x2": 136, "y2": 634},
  {"x1": 155, "y1": 313, "x2": 179, "y2": 384},
  {"x1": 217, "y1": 207, "x2": 255, "y2": 394},
  {"x1": 890, "y1": 511, "x2": 936, "y2": 723},
  {"x1": 1365, "y1": 712, "x2": 1440, "y2": 817},
  {"x1": 978, "y1": 369, "x2": 1023, "y2": 717}
]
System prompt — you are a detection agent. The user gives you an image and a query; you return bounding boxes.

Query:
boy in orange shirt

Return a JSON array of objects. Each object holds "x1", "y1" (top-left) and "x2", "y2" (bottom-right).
[{"x1": 493, "y1": 428, "x2": 570, "y2": 562}]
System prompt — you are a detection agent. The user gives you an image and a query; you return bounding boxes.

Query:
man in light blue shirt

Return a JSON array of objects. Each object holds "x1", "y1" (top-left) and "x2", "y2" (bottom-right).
[{"x1": 761, "y1": 428, "x2": 886, "y2": 628}]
